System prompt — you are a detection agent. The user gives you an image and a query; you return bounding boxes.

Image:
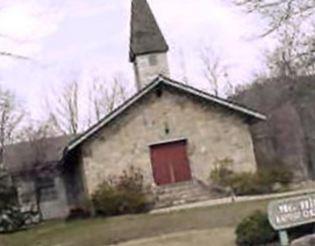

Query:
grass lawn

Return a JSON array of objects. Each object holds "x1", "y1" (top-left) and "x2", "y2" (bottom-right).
[
  {"x1": 118, "y1": 227, "x2": 235, "y2": 246},
  {"x1": 0, "y1": 199, "x2": 270, "y2": 246}
]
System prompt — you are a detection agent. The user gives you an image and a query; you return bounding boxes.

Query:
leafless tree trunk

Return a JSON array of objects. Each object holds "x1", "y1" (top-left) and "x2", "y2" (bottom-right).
[
  {"x1": 0, "y1": 87, "x2": 24, "y2": 201},
  {"x1": 87, "y1": 75, "x2": 128, "y2": 127},
  {"x1": 199, "y1": 46, "x2": 233, "y2": 97},
  {"x1": 261, "y1": 23, "x2": 315, "y2": 77},
  {"x1": 266, "y1": 25, "x2": 299, "y2": 78},
  {"x1": 47, "y1": 75, "x2": 130, "y2": 134},
  {"x1": 48, "y1": 80, "x2": 80, "y2": 135},
  {"x1": 0, "y1": 88, "x2": 24, "y2": 163},
  {"x1": 234, "y1": 0, "x2": 314, "y2": 37}
]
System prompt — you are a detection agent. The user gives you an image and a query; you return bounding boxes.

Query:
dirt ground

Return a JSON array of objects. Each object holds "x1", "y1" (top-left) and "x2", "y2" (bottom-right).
[{"x1": 116, "y1": 227, "x2": 235, "y2": 246}]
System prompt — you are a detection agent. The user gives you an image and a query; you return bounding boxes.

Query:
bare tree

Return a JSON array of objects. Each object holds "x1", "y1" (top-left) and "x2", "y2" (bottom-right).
[
  {"x1": 48, "y1": 80, "x2": 80, "y2": 135},
  {"x1": 265, "y1": 25, "x2": 299, "y2": 77},
  {"x1": 47, "y1": 74, "x2": 130, "y2": 135},
  {"x1": 0, "y1": 88, "x2": 24, "y2": 210},
  {"x1": 87, "y1": 75, "x2": 128, "y2": 126},
  {"x1": 19, "y1": 119, "x2": 57, "y2": 144},
  {"x1": 234, "y1": 0, "x2": 315, "y2": 76},
  {"x1": 199, "y1": 46, "x2": 233, "y2": 96},
  {"x1": 234, "y1": 0, "x2": 314, "y2": 37},
  {"x1": 0, "y1": 88, "x2": 24, "y2": 163}
]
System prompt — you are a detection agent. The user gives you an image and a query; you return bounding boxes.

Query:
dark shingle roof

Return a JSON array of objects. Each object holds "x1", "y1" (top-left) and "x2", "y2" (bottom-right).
[
  {"x1": 129, "y1": 0, "x2": 169, "y2": 62},
  {"x1": 4, "y1": 135, "x2": 72, "y2": 174}
]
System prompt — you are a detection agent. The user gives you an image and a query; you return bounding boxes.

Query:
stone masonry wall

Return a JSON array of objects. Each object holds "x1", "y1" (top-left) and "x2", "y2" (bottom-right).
[
  {"x1": 134, "y1": 52, "x2": 170, "y2": 89},
  {"x1": 80, "y1": 87, "x2": 257, "y2": 196}
]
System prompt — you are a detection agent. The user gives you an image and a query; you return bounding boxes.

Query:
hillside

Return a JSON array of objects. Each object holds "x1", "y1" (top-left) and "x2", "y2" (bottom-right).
[{"x1": 232, "y1": 76, "x2": 315, "y2": 180}]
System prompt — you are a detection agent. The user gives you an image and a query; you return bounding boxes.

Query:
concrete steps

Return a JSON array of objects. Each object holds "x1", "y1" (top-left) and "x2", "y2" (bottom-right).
[{"x1": 154, "y1": 180, "x2": 221, "y2": 209}]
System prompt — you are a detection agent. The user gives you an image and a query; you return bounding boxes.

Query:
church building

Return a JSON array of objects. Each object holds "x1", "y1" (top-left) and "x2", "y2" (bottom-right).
[
  {"x1": 8, "y1": 0, "x2": 266, "y2": 219},
  {"x1": 62, "y1": 0, "x2": 265, "y2": 209}
]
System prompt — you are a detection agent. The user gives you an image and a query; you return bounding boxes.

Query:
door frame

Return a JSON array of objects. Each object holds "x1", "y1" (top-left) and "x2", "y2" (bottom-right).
[
  {"x1": 149, "y1": 138, "x2": 192, "y2": 185},
  {"x1": 148, "y1": 137, "x2": 188, "y2": 147}
]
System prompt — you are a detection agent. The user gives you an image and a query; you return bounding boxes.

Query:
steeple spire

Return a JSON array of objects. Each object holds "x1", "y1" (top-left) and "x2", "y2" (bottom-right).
[
  {"x1": 129, "y1": 0, "x2": 169, "y2": 62},
  {"x1": 129, "y1": 0, "x2": 170, "y2": 90}
]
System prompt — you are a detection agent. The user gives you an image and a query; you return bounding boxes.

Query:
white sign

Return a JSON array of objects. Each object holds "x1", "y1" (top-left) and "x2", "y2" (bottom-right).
[{"x1": 268, "y1": 193, "x2": 315, "y2": 230}]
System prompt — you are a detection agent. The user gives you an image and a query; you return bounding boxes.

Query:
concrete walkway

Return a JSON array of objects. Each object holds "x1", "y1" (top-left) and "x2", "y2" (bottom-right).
[{"x1": 151, "y1": 187, "x2": 315, "y2": 214}]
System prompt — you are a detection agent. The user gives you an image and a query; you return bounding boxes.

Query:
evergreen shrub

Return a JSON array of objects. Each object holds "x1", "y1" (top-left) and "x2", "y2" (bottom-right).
[{"x1": 235, "y1": 210, "x2": 277, "y2": 246}]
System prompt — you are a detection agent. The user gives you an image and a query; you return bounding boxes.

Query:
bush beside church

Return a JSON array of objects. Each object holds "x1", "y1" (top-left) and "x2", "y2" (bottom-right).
[
  {"x1": 91, "y1": 166, "x2": 155, "y2": 217},
  {"x1": 210, "y1": 158, "x2": 293, "y2": 196}
]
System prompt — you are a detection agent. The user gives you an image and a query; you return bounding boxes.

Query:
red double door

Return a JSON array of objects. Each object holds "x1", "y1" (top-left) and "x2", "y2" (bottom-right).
[{"x1": 150, "y1": 140, "x2": 192, "y2": 185}]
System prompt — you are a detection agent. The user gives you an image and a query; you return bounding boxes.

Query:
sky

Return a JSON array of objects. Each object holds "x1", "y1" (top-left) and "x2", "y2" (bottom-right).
[{"x1": 0, "y1": 0, "x2": 276, "y2": 119}]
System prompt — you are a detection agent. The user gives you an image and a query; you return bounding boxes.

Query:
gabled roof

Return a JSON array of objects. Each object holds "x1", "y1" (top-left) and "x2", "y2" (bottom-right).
[
  {"x1": 129, "y1": 0, "x2": 169, "y2": 62},
  {"x1": 66, "y1": 76, "x2": 266, "y2": 152},
  {"x1": 5, "y1": 135, "x2": 72, "y2": 174}
]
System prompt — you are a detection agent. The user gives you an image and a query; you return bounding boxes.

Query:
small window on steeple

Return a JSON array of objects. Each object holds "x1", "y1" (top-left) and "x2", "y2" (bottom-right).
[{"x1": 149, "y1": 55, "x2": 158, "y2": 66}]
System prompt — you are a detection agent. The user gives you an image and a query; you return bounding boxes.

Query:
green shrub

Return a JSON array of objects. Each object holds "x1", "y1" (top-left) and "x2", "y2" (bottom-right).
[
  {"x1": 92, "y1": 181, "x2": 125, "y2": 216},
  {"x1": 210, "y1": 160, "x2": 293, "y2": 196},
  {"x1": 92, "y1": 166, "x2": 153, "y2": 217},
  {"x1": 211, "y1": 165, "x2": 271, "y2": 195},
  {"x1": 0, "y1": 185, "x2": 17, "y2": 211},
  {"x1": 267, "y1": 168, "x2": 293, "y2": 185},
  {"x1": 116, "y1": 167, "x2": 146, "y2": 193},
  {"x1": 229, "y1": 172, "x2": 264, "y2": 195},
  {"x1": 210, "y1": 158, "x2": 234, "y2": 187},
  {"x1": 235, "y1": 210, "x2": 277, "y2": 246}
]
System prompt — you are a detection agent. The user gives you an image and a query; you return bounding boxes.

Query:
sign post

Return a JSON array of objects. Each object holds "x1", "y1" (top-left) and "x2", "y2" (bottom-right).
[
  {"x1": 278, "y1": 230, "x2": 289, "y2": 246},
  {"x1": 268, "y1": 193, "x2": 315, "y2": 246}
]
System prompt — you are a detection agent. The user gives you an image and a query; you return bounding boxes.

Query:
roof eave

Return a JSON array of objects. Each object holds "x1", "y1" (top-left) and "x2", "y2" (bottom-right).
[
  {"x1": 129, "y1": 47, "x2": 169, "y2": 62},
  {"x1": 66, "y1": 76, "x2": 266, "y2": 153},
  {"x1": 66, "y1": 76, "x2": 162, "y2": 152},
  {"x1": 159, "y1": 76, "x2": 267, "y2": 121}
]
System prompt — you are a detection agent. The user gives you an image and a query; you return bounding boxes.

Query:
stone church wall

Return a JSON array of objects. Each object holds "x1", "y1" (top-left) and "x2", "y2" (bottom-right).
[
  {"x1": 134, "y1": 52, "x2": 170, "y2": 89},
  {"x1": 80, "y1": 87, "x2": 257, "y2": 195}
]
